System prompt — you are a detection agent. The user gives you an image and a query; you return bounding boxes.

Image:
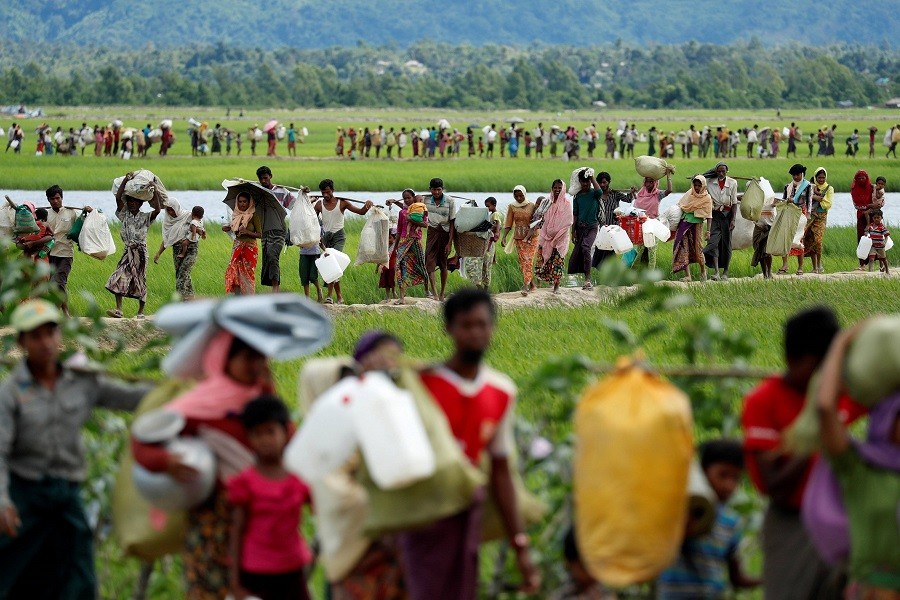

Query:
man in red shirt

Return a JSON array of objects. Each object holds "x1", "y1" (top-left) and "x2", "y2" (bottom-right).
[
  {"x1": 742, "y1": 307, "x2": 860, "y2": 600},
  {"x1": 399, "y1": 289, "x2": 540, "y2": 599}
]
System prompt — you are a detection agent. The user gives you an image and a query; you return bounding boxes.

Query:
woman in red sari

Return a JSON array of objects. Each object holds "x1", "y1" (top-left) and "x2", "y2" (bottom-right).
[
  {"x1": 850, "y1": 170, "x2": 874, "y2": 267},
  {"x1": 223, "y1": 192, "x2": 262, "y2": 294}
]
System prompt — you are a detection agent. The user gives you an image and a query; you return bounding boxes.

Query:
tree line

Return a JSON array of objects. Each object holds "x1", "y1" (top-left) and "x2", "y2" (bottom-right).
[{"x1": 1, "y1": 40, "x2": 897, "y2": 110}]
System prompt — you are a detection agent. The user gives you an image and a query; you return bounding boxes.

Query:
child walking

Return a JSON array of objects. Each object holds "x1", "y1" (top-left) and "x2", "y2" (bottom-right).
[
  {"x1": 657, "y1": 440, "x2": 759, "y2": 599},
  {"x1": 863, "y1": 209, "x2": 890, "y2": 273},
  {"x1": 378, "y1": 227, "x2": 398, "y2": 302},
  {"x1": 228, "y1": 396, "x2": 313, "y2": 600}
]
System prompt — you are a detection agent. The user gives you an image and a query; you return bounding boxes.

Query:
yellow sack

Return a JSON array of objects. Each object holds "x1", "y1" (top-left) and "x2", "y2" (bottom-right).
[
  {"x1": 574, "y1": 359, "x2": 693, "y2": 587},
  {"x1": 111, "y1": 379, "x2": 194, "y2": 561}
]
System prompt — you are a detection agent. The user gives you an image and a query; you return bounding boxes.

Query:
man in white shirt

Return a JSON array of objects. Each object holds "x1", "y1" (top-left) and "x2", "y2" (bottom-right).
[
  {"x1": 746, "y1": 126, "x2": 758, "y2": 159},
  {"x1": 703, "y1": 163, "x2": 739, "y2": 281},
  {"x1": 45, "y1": 185, "x2": 92, "y2": 316},
  {"x1": 486, "y1": 124, "x2": 497, "y2": 158}
]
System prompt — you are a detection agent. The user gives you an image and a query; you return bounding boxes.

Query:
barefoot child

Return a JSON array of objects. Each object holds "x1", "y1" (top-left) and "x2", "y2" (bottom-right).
[
  {"x1": 863, "y1": 210, "x2": 890, "y2": 274},
  {"x1": 228, "y1": 396, "x2": 313, "y2": 600},
  {"x1": 378, "y1": 227, "x2": 398, "y2": 302},
  {"x1": 15, "y1": 208, "x2": 54, "y2": 262},
  {"x1": 178, "y1": 206, "x2": 206, "y2": 259}
]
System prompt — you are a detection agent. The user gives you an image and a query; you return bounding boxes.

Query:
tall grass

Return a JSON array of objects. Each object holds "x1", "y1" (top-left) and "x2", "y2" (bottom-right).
[{"x1": 61, "y1": 222, "x2": 892, "y2": 318}]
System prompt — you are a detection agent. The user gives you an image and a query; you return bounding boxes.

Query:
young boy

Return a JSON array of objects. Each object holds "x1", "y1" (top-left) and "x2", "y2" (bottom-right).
[
  {"x1": 751, "y1": 195, "x2": 777, "y2": 279},
  {"x1": 177, "y1": 206, "x2": 206, "y2": 259},
  {"x1": 550, "y1": 527, "x2": 618, "y2": 600},
  {"x1": 478, "y1": 136, "x2": 485, "y2": 157},
  {"x1": 742, "y1": 307, "x2": 865, "y2": 600},
  {"x1": 299, "y1": 232, "x2": 324, "y2": 303},
  {"x1": 863, "y1": 209, "x2": 890, "y2": 274},
  {"x1": 228, "y1": 396, "x2": 312, "y2": 600},
  {"x1": 657, "y1": 440, "x2": 759, "y2": 599}
]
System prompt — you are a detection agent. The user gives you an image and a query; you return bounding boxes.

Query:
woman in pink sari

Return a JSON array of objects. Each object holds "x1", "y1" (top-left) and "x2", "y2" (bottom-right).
[{"x1": 535, "y1": 179, "x2": 573, "y2": 293}]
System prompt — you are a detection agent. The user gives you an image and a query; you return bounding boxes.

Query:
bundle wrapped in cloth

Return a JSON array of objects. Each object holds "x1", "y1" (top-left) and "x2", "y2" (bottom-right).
[{"x1": 111, "y1": 169, "x2": 170, "y2": 204}]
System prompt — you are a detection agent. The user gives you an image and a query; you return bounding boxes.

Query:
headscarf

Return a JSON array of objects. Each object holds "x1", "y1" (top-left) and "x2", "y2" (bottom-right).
[
  {"x1": 230, "y1": 194, "x2": 256, "y2": 233},
  {"x1": 161, "y1": 197, "x2": 192, "y2": 248},
  {"x1": 678, "y1": 175, "x2": 713, "y2": 219},
  {"x1": 166, "y1": 330, "x2": 267, "y2": 421},
  {"x1": 811, "y1": 167, "x2": 833, "y2": 212},
  {"x1": 538, "y1": 182, "x2": 574, "y2": 261},
  {"x1": 812, "y1": 167, "x2": 829, "y2": 190},
  {"x1": 850, "y1": 170, "x2": 873, "y2": 210},
  {"x1": 353, "y1": 330, "x2": 401, "y2": 363},
  {"x1": 511, "y1": 185, "x2": 529, "y2": 208},
  {"x1": 634, "y1": 179, "x2": 661, "y2": 218}
]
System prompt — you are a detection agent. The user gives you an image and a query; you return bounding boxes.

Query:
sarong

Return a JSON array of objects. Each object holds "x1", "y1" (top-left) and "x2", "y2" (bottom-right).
[
  {"x1": 105, "y1": 243, "x2": 148, "y2": 301},
  {"x1": 761, "y1": 505, "x2": 832, "y2": 600},
  {"x1": 260, "y1": 229, "x2": 285, "y2": 287},
  {"x1": 803, "y1": 212, "x2": 827, "y2": 256},
  {"x1": 398, "y1": 492, "x2": 484, "y2": 600},
  {"x1": 703, "y1": 210, "x2": 734, "y2": 270},
  {"x1": 672, "y1": 221, "x2": 702, "y2": 274},
  {"x1": 567, "y1": 223, "x2": 598, "y2": 276},
  {"x1": 174, "y1": 241, "x2": 198, "y2": 300},
  {"x1": 515, "y1": 237, "x2": 537, "y2": 286},
  {"x1": 225, "y1": 240, "x2": 258, "y2": 295},
  {"x1": 751, "y1": 224, "x2": 770, "y2": 267},
  {"x1": 396, "y1": 237, "x2": 428, "y2": 289},
  {"x1": 463, "y1": 243, "x2": 495, "y2": 289},
  {"x1": 183, "y1": 489, "x2": 232, "y2": 600},
  {"x1": 331, "y1": 541, "x2": 407, "y2": 600},
  {"x1": 425, "y1": 227, "x2": 452, "y2": 271},
  {"x1": 536, "y1": 248, "x2": 565, "y2": 286}
]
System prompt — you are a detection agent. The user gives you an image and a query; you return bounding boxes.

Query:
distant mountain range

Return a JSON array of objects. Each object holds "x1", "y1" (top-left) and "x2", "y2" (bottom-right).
[{"x1": 2, "y1": 0, "x2": 896, "y2": 49}]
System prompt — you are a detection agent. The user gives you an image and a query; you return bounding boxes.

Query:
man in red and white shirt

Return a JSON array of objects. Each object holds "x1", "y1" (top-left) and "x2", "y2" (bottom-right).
[
  {"x1": 742, "y1": 307, "x2": 865, "y2": 600},
  {"x1": 399, "y1": 289, "x2": 540, "y2": 599}
]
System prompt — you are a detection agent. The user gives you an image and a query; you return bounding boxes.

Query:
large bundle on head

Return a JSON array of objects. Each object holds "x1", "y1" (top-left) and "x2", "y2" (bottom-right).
[
  {"x1": 574, "y1": 358, "x2": 693, "y2": 587},
  {"x1": 111, "y1": 169, "x2": 170, "y2": 205},
  {"x1": 845, "y1": 316, "x2": 900, "y2": 406},
  {"x1": 569, "y1": 166, "x2": 594, "y2": 196},
  {"x1": 635, "y1": 156, "x2": 675, "y2": 180}
]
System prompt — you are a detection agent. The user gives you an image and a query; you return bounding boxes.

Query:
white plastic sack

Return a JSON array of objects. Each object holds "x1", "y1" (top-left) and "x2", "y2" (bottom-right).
[
  {"x1": 792, "y1": 214, "x2": 808, "y2": 250},
  {"x1": 289, "y1": 193, "x2": 321, "y2": 248},
  {"x1": 355, "y1": 208, "x2": 390, "y2": 266},
  {"x1": 455, "y1": 206, "x2": 490, "y2": 233},
  {"x1": 731, "y1": 210, "x2": 755, "y2": 251},
  {"x1": 659, "y1": 205, "x2": 684, "y2": 233},
  {"x1": 349, "y1": 372, "x2": 436, "y2": 490},
  {"x1": 148, "y1": 129, "x2": 162, "y2": 142},
  {"x1": 159, "y1": 119, "x2": 172, "y2": 129},
  {"x1": 0, "y1": 204, "x2": 15, "y2": 237},
  {"x1": 887, "y1": 237, "x2": 895, "y2": 252},
  {"x1": 634, "y1": 156, "x2": 674, "y2": 180},
  {"x1": 79, "y1": 210, "x2": 117, "y2": 260},
  {"x1": 111, "y1": 169, "x2": 169, "y2": 204},
  {"x1": 285, "y1": 378, "x2": 359, "y2": 483}
]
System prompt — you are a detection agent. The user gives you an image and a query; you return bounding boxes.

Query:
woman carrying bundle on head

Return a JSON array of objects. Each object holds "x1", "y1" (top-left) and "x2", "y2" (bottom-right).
[{"x1": 672, "y1": 175, "x2": 712, "y2": 282}]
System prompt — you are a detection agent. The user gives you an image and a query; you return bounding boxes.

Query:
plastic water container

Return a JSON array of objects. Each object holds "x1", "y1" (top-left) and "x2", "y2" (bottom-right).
[
  {"x1": 886, "y1": 237, "x2": 894, "y2": 251},
  {"x1": 132, "y1": 437, "x2": 216, "y2": 511},
  {"x1": 315, "y1": 253, "x2": 342, "y2": 284},
  {"x1": 285, "y1": 378, "x2": 360, "y2": 482},
  {"x1": 330, "y1": 248, "x2": 351, "y2": 271},
  {"x1": 348, "y1": 372, "x2": 436, "y2": 490},
  {"x1": 608, "y1": 225, "x2": 634, "y2": 255},
  {"x1": 857, "y1": 236, "x2": 873, "y2": 260},
  {"x1": 642, "y1": 219, "x2": 671, "y2": 246},
  {"x1": 594, "y1": 226, "x2": 614, "y2": 251}
]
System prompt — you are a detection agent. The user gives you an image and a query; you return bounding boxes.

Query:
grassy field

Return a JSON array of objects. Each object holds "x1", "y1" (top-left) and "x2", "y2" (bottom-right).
[
  {"x1": 2, "y1": 106, "x2": 898, "y2": 192},
  {"x1": 60, "y1": 220, "x2": 892, "y2": 316},
  {"x1": 7, "y1": 213, "x2": 900, "y2": 598}
]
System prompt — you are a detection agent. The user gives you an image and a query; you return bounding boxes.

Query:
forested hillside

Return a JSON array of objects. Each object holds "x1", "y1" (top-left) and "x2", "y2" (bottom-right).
[
  {"x1": 1, "y1": 0, "x2": 896, "y2": 49},
  {"x1": 0, "y1": 41, "x2": 896, "y2": 110}
]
